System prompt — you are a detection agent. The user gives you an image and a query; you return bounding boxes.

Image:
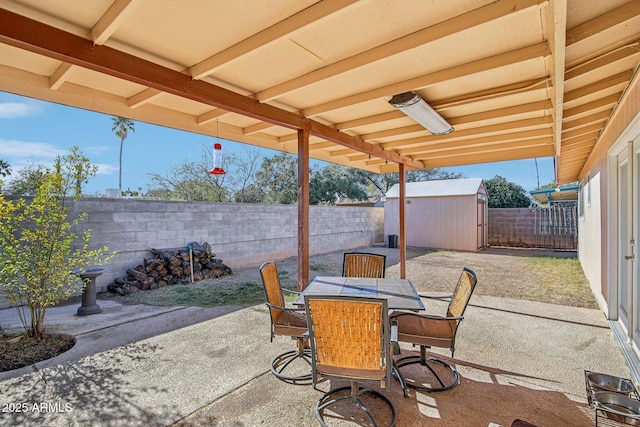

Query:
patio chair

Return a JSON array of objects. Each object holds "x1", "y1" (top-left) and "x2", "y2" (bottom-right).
[
  {"x1": 259, "y1": 261, "x2": 312, "y2": 385},
  {"x1": 342, "y1": 252, "x2": 386, "y2": 278},
  {"x1": 390, "y1": 267, "x2": 477, "y2": 392},
  {"x1": 304, "y1": 295, "x2": 397, "y2": 427}
]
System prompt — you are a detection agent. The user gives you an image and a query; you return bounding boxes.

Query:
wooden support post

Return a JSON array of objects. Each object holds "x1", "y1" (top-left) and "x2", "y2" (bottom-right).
[
  {"x1": 297, "y1": 127, "x2": 310, "y2": 291},
  {"x1": 399, "y1": 163, "x2": 407, "y2": 279}
]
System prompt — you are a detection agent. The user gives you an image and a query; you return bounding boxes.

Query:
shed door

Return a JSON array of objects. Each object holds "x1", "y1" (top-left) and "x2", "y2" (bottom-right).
[{"x1": 477, "y1": 193, "x2": 488, "y2": 249}]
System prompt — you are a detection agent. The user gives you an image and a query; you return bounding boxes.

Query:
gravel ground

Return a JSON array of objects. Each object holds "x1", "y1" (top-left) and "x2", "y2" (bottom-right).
[{"x1": 223, "y1": 245, "x2": 597, "y2": 309}]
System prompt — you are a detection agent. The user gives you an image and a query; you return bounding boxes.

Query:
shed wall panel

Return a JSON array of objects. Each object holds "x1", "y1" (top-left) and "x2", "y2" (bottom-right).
[{"x1": 385, "y1": 195, "x2": 479, "y2": 251}]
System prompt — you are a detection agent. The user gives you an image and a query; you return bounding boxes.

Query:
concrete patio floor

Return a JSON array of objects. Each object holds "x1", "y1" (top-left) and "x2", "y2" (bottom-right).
[{"x1": 0, "y1": 252, "x2": 633, "y2": 426}]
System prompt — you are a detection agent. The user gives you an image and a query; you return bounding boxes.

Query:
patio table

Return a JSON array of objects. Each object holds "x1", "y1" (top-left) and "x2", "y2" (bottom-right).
[{"x1": 294, "y1": 276, "x2": 425, "y2": 311}]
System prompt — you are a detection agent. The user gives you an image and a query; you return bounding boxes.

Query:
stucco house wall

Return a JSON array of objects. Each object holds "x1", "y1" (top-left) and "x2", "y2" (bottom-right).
[{"x1": 577, "y1": 69, "x2": 640, "y2": 382}]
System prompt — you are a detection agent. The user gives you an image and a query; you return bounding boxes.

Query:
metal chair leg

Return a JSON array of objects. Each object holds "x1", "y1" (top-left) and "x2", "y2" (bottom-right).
[
  {"x1": 394, "y1": 346, "x2": 459, "y2": 393},
  {"x1": 316, "y1": 382, "x2": 397, "y2": 427},
  {"x1": 270, "y1": 337, "x2": 313, "y2": 385}
]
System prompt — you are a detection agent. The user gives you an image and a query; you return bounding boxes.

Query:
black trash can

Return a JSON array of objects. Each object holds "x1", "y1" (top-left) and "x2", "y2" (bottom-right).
[{"x1": 388, "y1": 234, "x2": 398, "y2": 248}]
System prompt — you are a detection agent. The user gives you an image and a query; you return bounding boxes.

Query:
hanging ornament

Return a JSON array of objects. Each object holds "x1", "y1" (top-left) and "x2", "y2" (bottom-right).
[
  {"x1": 209, "y1": 142, "x2": 225, "y2": 175},
  {"x1": 209, "y1": 119, "x2": 225, "y2": 175}
]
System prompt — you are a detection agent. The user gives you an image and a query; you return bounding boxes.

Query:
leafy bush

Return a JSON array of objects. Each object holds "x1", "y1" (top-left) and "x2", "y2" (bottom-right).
[{"x1": 0, "y1": 147, "x2": 113, "y2": 338}]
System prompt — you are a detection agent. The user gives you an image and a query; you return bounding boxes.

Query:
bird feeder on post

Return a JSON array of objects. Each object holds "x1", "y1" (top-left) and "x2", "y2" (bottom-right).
[{"x1": 209, "y1": 142, "x2": 225, "y2": 175}]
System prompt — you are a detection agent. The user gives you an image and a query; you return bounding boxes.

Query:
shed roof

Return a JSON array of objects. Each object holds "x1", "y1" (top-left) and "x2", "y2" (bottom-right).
[{"x1": 386, "y1": 178, "x2": 484, "y2": 199}]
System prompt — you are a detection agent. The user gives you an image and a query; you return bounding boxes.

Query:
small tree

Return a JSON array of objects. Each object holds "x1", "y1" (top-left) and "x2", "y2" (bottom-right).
[
  {"x1": 310, "y1": 164, "x2": 368, "y2": 205},
  {"x1": 485, "y1": 175, "x2": 531, "y2": 208},
  {"x1": 3, "y1": 163, "x2": 48, "y2": 196},
  {"x1": 0, "y1": 147, "x2": 112, "y2": 339}
]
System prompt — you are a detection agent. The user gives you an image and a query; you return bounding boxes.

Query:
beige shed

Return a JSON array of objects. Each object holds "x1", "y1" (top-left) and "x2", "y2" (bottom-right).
[{"x1": 385, "y1": 178, "x2": 488, "y2": 252}]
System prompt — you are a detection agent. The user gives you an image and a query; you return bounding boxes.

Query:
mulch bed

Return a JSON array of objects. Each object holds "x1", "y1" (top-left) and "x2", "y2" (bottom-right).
[{"x1": 0, "y1": 331, "x2": 75, "y2": 372}]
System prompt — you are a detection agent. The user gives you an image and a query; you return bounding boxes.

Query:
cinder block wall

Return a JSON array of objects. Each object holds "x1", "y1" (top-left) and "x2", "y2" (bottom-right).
[
  {"x1": 65, "y1": 198, "x2": 384, "y2": 292},
  {"x1": 488, "y1": 208, "x2": 537, "y2": 247}
]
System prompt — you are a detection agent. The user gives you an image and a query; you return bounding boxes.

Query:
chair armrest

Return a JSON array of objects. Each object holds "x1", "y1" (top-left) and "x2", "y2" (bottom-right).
[
  {"x1": 418, "y1": 293, "x2": 453, "y2": 300},
  {"x1": 391, "y1": 311, "x2": 464, "y2": 322},
  {"x1": 265, "y1": 302, "x2": 305, "y2": 312},
  {"x1": 390, "y1": 319, "x2": 400, "y2": 356}
]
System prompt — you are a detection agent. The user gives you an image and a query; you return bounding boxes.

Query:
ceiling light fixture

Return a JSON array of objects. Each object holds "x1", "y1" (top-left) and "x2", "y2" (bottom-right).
[{"x1": 388, "y1": 92, "x2": 454, "y2": 135}]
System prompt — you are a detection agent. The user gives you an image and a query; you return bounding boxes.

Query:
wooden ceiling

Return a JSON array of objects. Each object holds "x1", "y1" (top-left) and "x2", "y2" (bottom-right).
[{"x1": 0, "y1": 0, "x2": 639, "y2": 184}]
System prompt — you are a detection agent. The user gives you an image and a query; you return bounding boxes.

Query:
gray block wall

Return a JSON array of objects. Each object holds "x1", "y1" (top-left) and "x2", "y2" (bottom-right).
[
  {"x1": 67, "y1": 198, "x2": 384, "y2": 292},
  {"x1": 488, "y1": 208, "x2": 536, "y2": 247}
]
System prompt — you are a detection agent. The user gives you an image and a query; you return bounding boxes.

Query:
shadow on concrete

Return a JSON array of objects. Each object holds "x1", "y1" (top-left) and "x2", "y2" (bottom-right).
[
  {"x1": 0, "y1": 342, "x2": 176, "y2": 426},
  {"x1": 172, "y1": 352, "x2": 597, "y2": 427}
]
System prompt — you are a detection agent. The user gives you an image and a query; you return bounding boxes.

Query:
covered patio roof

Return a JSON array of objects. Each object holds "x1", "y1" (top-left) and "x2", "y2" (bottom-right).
[{"x1": 0, "y1": 0, "x2": 639, "y2": 184}]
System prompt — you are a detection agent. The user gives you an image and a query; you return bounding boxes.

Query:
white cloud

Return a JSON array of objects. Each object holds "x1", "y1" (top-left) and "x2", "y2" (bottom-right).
[
  {"x1": 84, "y1": 145, "x2": 112, "y2": 155},
  {"x1": 95, "y1": 163, "x2": 117, "y2": 175},
  {"x1": 0, "y1": 140, "x2": 66, "y2": 159},
  {"x1": 0, "y1": 102, "x2": 43, "y2": 119}
]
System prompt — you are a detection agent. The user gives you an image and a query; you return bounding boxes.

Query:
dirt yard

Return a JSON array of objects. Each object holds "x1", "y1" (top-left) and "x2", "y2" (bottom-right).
[{"x1": 221, "y1": 245, "x2": 598, "y2": 309}]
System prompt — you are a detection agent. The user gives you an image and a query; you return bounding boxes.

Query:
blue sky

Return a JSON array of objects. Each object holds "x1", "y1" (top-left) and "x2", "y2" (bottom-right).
[{"x1": 0, "y1": 91, "x2": 556, "y2": 195}]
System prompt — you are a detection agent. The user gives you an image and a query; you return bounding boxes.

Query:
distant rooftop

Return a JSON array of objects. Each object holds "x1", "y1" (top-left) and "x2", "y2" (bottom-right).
[{"x1": 386, "y1": 178, "x2": 484, "y2": 198}]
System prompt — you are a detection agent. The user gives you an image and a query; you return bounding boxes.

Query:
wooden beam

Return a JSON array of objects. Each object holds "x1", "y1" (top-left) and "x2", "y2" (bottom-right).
[
  {"x1": 562, "y1": 148, "x2": 596, "y2": 161},
  {"x1": 562, "y1": 110, "x2": 611, "y2": 130},
  {"x1": 565, "y1": 42, "x2": 640, "y2": 80},
  {"x1": 291, "y1": 102, "x2": 552, "y2": 145},
  {"x1": 49, "y1": 62, "x2": 74, "y2": 90},
  {"x1": 333, "y1": 78, "x2": 548, "y2": 131},
  {"x1": 435, "y1": 78, "x2": 548, "y2": 110},
  {"x1": 420, "y1": 145, "x2": 555, "y2": 168},
  {"x1": 305, "y1": 119, "x2": 423, "y2": 169},
  {"x1": 446, "y1": 101, "x2": 552, "y2": 128},
  {"x1": 399, "y1": 163, "x2": 406, "y2": 279},
  {"x1": 398, "y1": 128, "x2": 553, "y2": 156},
  {"x1": 561, "y1": 124, "x2": 602, "y2": 140},
  {"x1": 244, "y1": 122, "x2": 274, "y2": 135},
  {"x1": 189, "y1": 0, "x2": 358, "y2": 80},
  {"x1": 579, "y1": 67, "x2": 640, "y2": 181},
  {"x1": 90, "y1": 0, "x2": 143, "y2": 44},
  {"x1": 297, "y1": 127, "x2": 310, "y2": 291},
  {"x1": 542, "y1": 0, "x2": 567, "y2": 164},
  {"x1": 563, "y1": 70, "x2": 634, "y2": 103},
  {"x1": 382, "y1": 116, "x2": 552, "y2": 150},
  {"x1": 566, "y1": 1, "x2": 640, "y2": 46},
  {"x1": 335, "y1": 111, "x2": 405, "y2": 130},
  {"x1": 303, "y1": 42, "x2": 550, "y2": 117},
  {"x1": 197, "y1": 109, "x2": 228, "y2": 125},
  {"x1": 50, "y1": 0, "x2": 143, "y2": 92},
  {"x1": 0, "y1": 8, "x2": 423, "y2": 170},
  {"x1": 410, "y1": 137, "x2": 554, "y2": 160},
  {"x1": 563, "y1": 93, "x2": 621, "y2": 119},
  {"x1": 127, "y1": 88, "x2": 163, "y2": 108},
  {"x1": 257, "y1": 0, "x2": 545, "y2": 101}
]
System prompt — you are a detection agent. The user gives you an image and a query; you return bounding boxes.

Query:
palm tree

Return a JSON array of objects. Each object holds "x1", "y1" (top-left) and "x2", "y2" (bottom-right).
[
  {"x1": 0, "y1": 159, "x2": 11, "y2": 177},
  {"x1": 111, "y1": 116, "x2": 135, "y2": 191}
]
